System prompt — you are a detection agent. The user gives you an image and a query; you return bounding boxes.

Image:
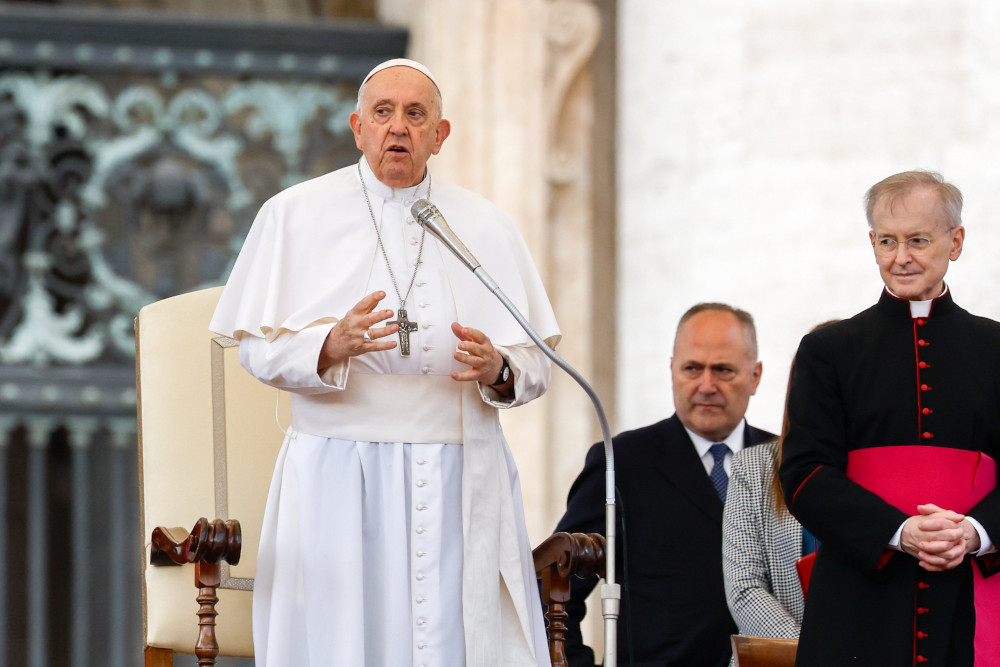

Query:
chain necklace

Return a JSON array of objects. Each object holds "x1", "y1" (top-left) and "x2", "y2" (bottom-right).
[{"x1": 358, "y1": 162, "x2": 430, "y2": 356}]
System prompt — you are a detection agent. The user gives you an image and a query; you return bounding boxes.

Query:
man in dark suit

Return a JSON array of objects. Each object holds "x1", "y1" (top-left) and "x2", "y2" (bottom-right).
[{"x1": 553, "y1": 303, "x2": 775, "y2": 667}]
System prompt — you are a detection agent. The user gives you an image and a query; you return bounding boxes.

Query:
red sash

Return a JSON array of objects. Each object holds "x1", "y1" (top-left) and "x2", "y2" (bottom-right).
[{"x1": 847, "y1": 445, "x2": 1000, "y2": 666}]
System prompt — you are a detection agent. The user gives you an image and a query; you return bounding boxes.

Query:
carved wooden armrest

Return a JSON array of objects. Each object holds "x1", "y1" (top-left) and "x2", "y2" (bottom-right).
[
  {"x1": 149, "y1": 518, "x2": 241, "y2": 667},
  {"x1": 533, "y1": 532, "x2": 606, "y2": 667}
]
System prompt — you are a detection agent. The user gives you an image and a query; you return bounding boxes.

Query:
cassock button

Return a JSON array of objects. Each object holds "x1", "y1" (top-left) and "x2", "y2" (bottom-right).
[
  {"x1": 416, "y1": 527, "x2": 426, "y2": 534},
  {"x1": 415, "y1": 573, "x2": 426, "y2": 581},
  {"x1": 416, "y1": 596, "x2": 426, "y2": 603},
  {"x1": 416, "y1": 480, "x2": 428, "y2": 487},
  {"x1": 918, "y1": 339, "x2": 929, "y2": 346},
  {"x1": 416, "y1": 504, "x2": 428, "y2": 511},
  {"x1": 922, "y1": 408, "x2": 932, "y2": 415},
  {"x1": 917, "y1": 319, "x2": 926, "y2": 326},
  {"x1": 919, "y1": 361, "x2": 930, "y2": 369},
  {"x1": 921, "y1": 384, "x2": 931, "y2": 391},
  {"x1": 917, "y1": 607, "x2": 929, "y2": 614},
  {"x1": 918, "y1": 581, "x2": 930, "y2": 589},
  {"x1": 417, "y1": 642, "x2": 427, "y2": 650},
  {"x1": 917, "y1": 631, "x2": 929, "y2": 638},
  {"x1": 409, "y1": 237, "x2": 419, "y2": 246},
  {"x1": 917, "y1": 657, "x2": 928, "y2": 663},
  {"x1": 922, "y1": 432, "x2": 933, "y2": 439},
  {"x1": 416, "y1": 550, "x2": 426, "y2": 557}
]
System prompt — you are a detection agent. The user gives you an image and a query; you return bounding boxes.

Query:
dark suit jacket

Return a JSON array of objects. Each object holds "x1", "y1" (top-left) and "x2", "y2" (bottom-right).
[{"x1": 553, "y1": 413, "x2": 776, "y2": 667}]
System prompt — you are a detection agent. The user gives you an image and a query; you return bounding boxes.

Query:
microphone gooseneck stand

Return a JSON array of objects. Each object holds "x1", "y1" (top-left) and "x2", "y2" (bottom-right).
[{"x1": 411, "y1": 199, "x2": 620, "y2": 667}]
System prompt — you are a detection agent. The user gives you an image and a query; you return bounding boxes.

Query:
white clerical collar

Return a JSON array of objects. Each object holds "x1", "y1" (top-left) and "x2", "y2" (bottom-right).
[
  {"x1": 357, "y1": 156, "x2": 431, "y2": 203},
  {"x1": 885, "y1": 284, "x2": 949, "y2": 318},
  {"x1": 685, "y1": 419, "x2": 746, "y2": 459}
]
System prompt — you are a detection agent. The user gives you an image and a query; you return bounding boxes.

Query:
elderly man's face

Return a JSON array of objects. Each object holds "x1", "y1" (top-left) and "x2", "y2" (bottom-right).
[
  {"x1": 349, "y1": 67, "x2": 450, "y2": 188},
  {"x1": 671, "y1": 310, "x2": 762, "y2": 442},
  {"x1": 869, "y1": 186, "x2": 964, "y2": 301}
]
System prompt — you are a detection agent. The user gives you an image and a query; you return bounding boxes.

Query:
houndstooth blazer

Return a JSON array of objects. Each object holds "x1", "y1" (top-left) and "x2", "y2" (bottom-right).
[{"x1": 722, "y1": 439, "x2": 805, "y2": 640}]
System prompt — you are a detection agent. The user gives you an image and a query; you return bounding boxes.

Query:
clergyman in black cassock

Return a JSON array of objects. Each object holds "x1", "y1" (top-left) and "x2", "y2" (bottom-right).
[{"x1": 780, "y1": 171, "x2": 1000, "y2": 666}]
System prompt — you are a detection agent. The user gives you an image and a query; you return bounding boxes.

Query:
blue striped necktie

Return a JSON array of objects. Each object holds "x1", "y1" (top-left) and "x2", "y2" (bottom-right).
[{"x1": 709, "y1": 443, "x2": 730, "y2": 501}]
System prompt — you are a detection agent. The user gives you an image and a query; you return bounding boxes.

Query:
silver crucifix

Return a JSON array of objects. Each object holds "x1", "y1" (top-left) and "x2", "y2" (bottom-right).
[{"x1": 388, "y1": 308, "x2": 419, "y2": 356}]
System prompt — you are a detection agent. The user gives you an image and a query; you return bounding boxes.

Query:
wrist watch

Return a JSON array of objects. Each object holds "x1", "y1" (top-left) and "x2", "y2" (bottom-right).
[{"x1": 490, "y1": 357, "x2": 511, "y2": 386}]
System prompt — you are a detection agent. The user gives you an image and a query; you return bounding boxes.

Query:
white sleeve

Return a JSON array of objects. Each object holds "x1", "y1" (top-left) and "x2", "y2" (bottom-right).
[
  {"x1": 238, "y1": 323, "x2": 349, "y2": 395},
  {"x1": 477, "y1": 342, "x2": 552, "y2": 409}
]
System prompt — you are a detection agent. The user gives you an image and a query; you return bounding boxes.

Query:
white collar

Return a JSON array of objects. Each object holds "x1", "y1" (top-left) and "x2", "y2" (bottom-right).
[
  {"x1": 885, "y1": 284, "x2": 948, "y2": 318},
  {"x1": 685, "y1": 419, "x2": 746, "y2": 459},
  {"x1": 357, "y1": 155, "x2": 431, "y2": 203}
]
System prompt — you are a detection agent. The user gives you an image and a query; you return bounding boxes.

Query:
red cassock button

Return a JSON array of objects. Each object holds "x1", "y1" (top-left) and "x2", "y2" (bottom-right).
[
  {"x1": 923, "y1": 432, "x2": 933, "y2": 439},
  {"x1": 917, "y1": 319, "x2": 925, "y2": 325},
  {"x1": 917, "y1": 656, "x2": 928, "y2": 663},
  {"x1": 919, "y1": 361, "x2": 930, "y2": 368},
  {"x1": 917, "y1": 631, "x2": 929, "y2": 638},
  {"x1": 918, "y1": 607, "x2": 929, "y2": 614},
  {"x1": 922, "y1": 408, "x2": 932, "y2": 415},
  {"x1": 918, "y1": 339, "x2": 929, "y2": 346},
  {"x1": 918, "y1": 582, "x2": 930, "y2": 589},
  {"x1": 921, "y1": 384, "x2": 932, "y2": 391}
]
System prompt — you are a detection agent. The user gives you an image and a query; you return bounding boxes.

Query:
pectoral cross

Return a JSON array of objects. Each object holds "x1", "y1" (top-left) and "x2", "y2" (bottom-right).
[{"x1": 388, "y1": 308, "x2": 419, "y2": 356}]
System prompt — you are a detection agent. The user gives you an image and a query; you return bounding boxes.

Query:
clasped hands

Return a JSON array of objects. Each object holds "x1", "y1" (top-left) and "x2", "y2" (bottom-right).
[
  {"x1": 318, "y1": 291, "x2": 509, "y2": 391},
  {"x1": 900, "y1": 503, "x2": 982, "y2": 572}
]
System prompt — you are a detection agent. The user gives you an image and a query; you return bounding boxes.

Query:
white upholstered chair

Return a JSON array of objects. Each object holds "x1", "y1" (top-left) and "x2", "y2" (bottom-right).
[{"x1": 136, "y1": 286, "x2": 288, "y2": 665}]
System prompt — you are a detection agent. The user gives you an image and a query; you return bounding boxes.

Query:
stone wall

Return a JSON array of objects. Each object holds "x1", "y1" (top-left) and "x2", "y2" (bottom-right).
[{"x1": 619, "y1": 0, "x2": 1000, "y2": 437}]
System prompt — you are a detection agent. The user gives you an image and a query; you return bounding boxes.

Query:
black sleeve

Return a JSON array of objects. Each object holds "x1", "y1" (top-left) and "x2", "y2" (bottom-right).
[{"x1": 779, "y1": 333, "x2": 908, "y2": 575}]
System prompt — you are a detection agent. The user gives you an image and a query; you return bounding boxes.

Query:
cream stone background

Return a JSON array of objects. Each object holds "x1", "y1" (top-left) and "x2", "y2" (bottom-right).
[{"x1": 618, "y1": 0, "x2": 1000, "y2": 443}]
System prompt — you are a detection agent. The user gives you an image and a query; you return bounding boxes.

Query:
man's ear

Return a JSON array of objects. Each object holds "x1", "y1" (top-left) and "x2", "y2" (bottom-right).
[
  {"x1": 349, "y1": 112, "x2": 363, "y2": 150},
  {"x1": 432, "y1": 119, "x2": 451, "y2": 155},
  {"x1": 750, "y1": 361, "x2": 762, "y2": 394}
]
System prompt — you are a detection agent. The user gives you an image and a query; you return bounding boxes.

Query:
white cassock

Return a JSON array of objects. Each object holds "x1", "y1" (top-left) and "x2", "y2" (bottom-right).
[{"x1": 210, "y1": 157, "x2": 560, "y2": 667}]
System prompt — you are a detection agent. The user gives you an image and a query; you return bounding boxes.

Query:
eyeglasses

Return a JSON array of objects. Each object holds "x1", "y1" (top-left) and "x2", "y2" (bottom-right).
[{"x1": 872, "y1": 228, "x2": 956, "y2": 257}]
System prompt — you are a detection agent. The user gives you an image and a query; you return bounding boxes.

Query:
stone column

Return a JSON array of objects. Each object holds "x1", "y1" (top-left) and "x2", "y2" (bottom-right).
[{"x1": 379, "y1": 0, "x2": 606, "y2": 542}]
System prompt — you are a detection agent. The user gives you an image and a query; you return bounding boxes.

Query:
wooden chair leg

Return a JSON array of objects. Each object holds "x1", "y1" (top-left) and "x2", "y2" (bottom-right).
[
  {"x1": 533, "y1": 532, "x2": 607, "y2": 667},
  {"x1": 145, "y1": 645, "x2": 174, "y2": 667}
]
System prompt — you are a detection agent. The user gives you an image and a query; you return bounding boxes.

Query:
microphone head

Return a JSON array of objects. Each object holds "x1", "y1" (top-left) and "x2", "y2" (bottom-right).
[{"x1": 411, "y1": 198, "x2": 441, "y2": 228}]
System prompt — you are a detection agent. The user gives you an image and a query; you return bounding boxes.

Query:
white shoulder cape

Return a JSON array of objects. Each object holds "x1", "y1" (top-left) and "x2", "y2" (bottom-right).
[{"x1": 209, "y1": 160, "x2": 560, "y2": 349}]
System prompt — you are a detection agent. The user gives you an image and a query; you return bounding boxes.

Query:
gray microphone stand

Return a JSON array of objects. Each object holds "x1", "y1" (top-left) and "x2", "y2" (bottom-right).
[{"x1": 411, "y1": 200, "x2": 620, "y2": 667}]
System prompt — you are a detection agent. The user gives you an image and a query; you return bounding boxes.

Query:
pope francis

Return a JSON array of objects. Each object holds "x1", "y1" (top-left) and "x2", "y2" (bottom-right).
[{"x1": 209, "y1": 59, "x2": 559, "y2": 666}]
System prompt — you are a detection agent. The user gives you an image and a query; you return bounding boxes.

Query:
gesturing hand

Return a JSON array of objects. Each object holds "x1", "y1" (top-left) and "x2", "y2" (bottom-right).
[
  {"x1": 450, "y1": 322, "x2": 511, "y2": 395},
  {"x1": 318, "y1": 291, "x2": 397, "y2": 373}
]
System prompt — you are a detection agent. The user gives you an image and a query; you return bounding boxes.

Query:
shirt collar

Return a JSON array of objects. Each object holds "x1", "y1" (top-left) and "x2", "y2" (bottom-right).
[
  {"x1": 357, "y1": 155, "x2": 431, "y2": 203},
  {"x1": 879, "y1": 284, "x2": 954, "y2": 319},
  {"x1": 685, "y1": 419, "x2": 746, "y2": 459}
]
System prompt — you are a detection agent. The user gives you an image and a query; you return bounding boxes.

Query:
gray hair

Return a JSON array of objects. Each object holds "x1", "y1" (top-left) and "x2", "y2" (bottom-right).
[
  {"x1": 864, "y1": 170, "x2": 963, "y2": 229},
  {"x1": 675, "y1": 302, "x2": 758, "y2": 361}
]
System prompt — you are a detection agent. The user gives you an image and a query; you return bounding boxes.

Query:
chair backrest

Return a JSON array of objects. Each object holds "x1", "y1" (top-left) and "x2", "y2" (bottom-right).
[
  {"x1": 730, "y1": 635, "x2": 798, "y2": 667},
  {"x1": 136, "y1": 286, "x2": 289, "y2": 658}
]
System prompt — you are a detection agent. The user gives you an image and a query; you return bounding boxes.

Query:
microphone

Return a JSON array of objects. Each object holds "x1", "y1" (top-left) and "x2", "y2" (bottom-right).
[
  {"x1": 410, "y1": 199, "x2": 481, "y2": 272},
  {"x1": 410, "y1": 197, "x2": 621, "y2": 666}
]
